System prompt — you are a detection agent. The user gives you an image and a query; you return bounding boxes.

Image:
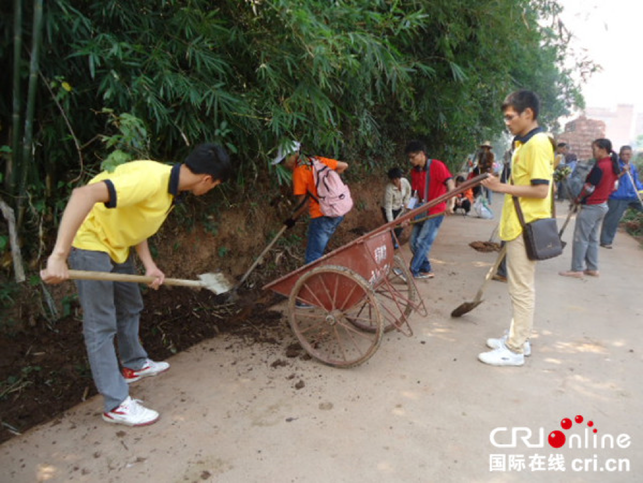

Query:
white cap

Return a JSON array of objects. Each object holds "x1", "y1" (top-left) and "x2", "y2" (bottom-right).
[{"x1": 271, "y1": 140, "x2": 301, "y2": 165}]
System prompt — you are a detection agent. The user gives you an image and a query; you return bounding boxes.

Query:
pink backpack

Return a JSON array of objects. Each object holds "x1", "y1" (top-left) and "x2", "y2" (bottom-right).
[{"x1": 310, "y1": 157, "x2": 353, "y2": 217}]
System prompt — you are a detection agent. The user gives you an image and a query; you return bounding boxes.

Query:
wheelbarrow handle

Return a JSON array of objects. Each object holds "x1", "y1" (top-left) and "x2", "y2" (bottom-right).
[{"x1": 67, "y1": 270, "x2": 204, "y2": 288}]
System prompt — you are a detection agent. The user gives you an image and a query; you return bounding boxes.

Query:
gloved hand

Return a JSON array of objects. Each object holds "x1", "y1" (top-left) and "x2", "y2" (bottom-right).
[{"x1": 283, "y1": 217, "x2": 296, "y2": 229}]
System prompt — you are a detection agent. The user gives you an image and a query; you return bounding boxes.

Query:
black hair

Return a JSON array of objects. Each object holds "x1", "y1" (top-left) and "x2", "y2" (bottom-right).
[
  {"x1": 404, "y1": 140, "x2": 426, "y2": 155},
  {"x1": 387, "y1": 167, "x2": 403, "y2": 180},
  {"x1": 185, "y1": 143, "x2": 232, "y2": 182},
  {"x1": 455, "y1": 175, "x2": 465, "y2": 183},
  {"x1": 502, "y1": 90, "x2": 540, "y2": 120},
  {"x1": 592, "y1": 138, "x2": 620, "y2": 176},
  {"x1": 619, "y1": 145, "x2": 632, "y2": 156},
  {"x1": 557, "y1": 142, "x2": 567, "y2": 148}
]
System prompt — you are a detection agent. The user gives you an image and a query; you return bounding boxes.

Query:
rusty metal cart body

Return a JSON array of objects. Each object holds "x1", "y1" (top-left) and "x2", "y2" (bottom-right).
[{"x1": 263, "y1": 174, "x2": 488, "y2": 368}]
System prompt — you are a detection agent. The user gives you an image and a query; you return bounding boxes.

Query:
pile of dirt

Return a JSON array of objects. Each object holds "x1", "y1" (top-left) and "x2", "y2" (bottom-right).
[{"x1": 0, "y1": 286, "x2": 288, "y2": 444}]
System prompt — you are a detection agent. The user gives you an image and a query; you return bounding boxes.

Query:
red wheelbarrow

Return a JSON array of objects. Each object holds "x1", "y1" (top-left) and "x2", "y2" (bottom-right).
[{"x1": 264, "y1": 173, "x2": 489, "y2": 368}]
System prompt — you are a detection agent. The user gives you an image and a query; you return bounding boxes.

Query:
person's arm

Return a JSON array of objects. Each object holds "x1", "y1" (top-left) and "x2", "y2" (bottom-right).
[
  {"x1": 402, "y1": 179, "x2": 411, "y2": 207},
  {"x1": 630, "y1": 165, "x2": 643, "y2": 190},
  {"x1": 291, "y1": 194, "x2": 309, "y2": 220},
  {"x1": 40, "y1": 182, "x2": 110, "y2": 283},
  {"x1": 445, "y1": 178, "x2": 456, "y2": 214},
  {"x1": 481, "y1": 176, "x2": 549, "y2": 199},
  {"x1": 135, "y1": 239, "x2": 165, "y2": 289},
  {"x1": 283, "y1": 194, "x2": 309, "y2": 229},
  {"x1": 335, "y1": 161, "x2": 348, "y2": 174},
  {"x1": 383, "y1": 185, "x2": 395, "y2": 222},
  {"x1": 575, "y1": 165, "x2": 603, "y2": 203}
]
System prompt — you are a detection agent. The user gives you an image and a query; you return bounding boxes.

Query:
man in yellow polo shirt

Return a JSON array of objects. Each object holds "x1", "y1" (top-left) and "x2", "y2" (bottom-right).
[
  {"x1": 477, "y1": 90, "x2": 554, "y2": 367},
  {"x1": 40, "y1": 143, "x2": 231, "y2": 426}
]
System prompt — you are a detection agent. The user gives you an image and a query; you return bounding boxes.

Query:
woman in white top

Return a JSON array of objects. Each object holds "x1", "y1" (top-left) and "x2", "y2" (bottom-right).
[{"x1": 382, "y1": 167, "x2": 412, "y2": 248}]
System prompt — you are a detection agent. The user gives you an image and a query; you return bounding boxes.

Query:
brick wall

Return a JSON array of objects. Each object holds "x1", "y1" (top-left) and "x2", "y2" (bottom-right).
[{"x1": 557, "y1": 116, "x2": 606, "y2": 161}]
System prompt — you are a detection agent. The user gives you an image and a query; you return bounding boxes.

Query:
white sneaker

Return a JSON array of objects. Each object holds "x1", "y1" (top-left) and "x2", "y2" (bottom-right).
[
  {"x1": 122, "y1": 359, "x2": 170, "y2": 383},
  {"x1": 486, "y1": 335, "x2": 531, "y2": 357},
  {"x1": 102, "y1": 396, "x2": 159, "y2": 426},
  {"x1": 478, "y1": 345, "x2": 525, "y2": 367}
]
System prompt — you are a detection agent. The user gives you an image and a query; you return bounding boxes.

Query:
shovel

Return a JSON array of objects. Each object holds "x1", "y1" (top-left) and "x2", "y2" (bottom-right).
[
  {"x1": 231, "y1": 224, "x2": 289, "y2": 294},
  {"x1": 558, "y1": 202, "x2": 578, "y2": 249},
  {"x1": 451, "y1": 244, "x2": 507, "y2": 317},
  {"x1": 67, "y1": 270, "x2": 232, "y2": 295},
  {"x1": 624, "y1": 168, "x2": 643, "y2": 205}
]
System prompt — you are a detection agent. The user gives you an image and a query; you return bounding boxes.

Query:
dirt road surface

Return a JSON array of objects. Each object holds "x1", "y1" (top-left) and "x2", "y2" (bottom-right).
[{"x1": 2, "y1": 203, "x2": 642, "y2": 482}]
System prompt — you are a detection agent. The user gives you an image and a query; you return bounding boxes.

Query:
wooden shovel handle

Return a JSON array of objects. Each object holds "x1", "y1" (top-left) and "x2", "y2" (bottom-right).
[{"x1": 67, "y1": 270, "x2": 203, "y2": 288}]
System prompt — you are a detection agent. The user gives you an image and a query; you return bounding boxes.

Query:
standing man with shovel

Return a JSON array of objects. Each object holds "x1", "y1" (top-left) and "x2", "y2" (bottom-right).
[
  {"x1": 476, "y1": 90, "x2": 555, "y2": 367},
  {"x1": 40, "y1": 143, "x2": 232, "y2": 426}
]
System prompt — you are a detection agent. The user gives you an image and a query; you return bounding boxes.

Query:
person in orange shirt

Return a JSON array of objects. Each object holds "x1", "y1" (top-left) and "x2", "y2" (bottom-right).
[
  {"x1": 453, "y1": 175, "x2": 473, "y2": 215},
  {"x1": 272, "y1": 140, "x2": 349, "y2": 265}
]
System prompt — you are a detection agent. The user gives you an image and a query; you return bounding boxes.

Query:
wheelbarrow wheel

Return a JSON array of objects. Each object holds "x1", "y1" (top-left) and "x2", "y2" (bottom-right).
[
  {"x1": 288, "y1": 265, "x2": 384, "y2": 368},
  {"x1": 350, "y1": 255, "x2": 417, "y2": 333}
]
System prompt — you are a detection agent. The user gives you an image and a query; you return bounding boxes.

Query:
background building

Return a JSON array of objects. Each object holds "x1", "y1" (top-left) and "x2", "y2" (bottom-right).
[
  {"x1": 557, "y1": 116, "x2": 606, "y2": 161},
  {"x1": 585, "y1": 104, "x2": 637, "y2": 150},
  {"x1": 557, "y1": 104, "x2": 643, "y2": 160}
]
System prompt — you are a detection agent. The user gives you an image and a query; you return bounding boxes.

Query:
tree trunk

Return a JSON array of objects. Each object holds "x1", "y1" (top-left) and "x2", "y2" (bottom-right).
[{"x1": 0, "y1": 196, "x2": 26, "y2": 283}]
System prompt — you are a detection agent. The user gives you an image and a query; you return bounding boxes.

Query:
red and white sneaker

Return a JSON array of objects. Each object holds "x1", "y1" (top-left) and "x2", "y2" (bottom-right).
[
  {"x1": 102, "y1": 396, "x2": 159, "y2": 426},
  {"x1": 122, "y1": 359, "x2": 170, "y2": 384}
]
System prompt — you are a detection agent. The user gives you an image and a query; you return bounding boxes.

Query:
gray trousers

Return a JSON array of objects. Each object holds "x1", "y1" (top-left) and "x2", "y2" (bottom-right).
[
  {"x1": 69, "y1": 249, "x2": 148, "y2": 411},
  {"x1": 600, "y1": 198, "x2": 643, "y2": 245},
  {"x1": 571, "y1": 203, "x2": 608, "y2": 272}
]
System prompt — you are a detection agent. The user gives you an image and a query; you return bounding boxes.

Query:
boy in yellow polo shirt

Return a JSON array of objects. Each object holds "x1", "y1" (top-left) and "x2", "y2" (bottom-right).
[
  {"x1": 477, "y1": 90, "x2": 554, "y2": 367},
  {"x1": 41, "y1": 143, "x2": 231, "y2": 426}
]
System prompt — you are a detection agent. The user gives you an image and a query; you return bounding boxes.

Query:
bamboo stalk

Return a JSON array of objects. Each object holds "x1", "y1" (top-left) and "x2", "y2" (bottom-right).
[
  {"x1": 9, "y1": 0, "x2": 23, "y2": 191},
  {"x1": 17, "y1": 0, "x2": 44, "y2": 230}
]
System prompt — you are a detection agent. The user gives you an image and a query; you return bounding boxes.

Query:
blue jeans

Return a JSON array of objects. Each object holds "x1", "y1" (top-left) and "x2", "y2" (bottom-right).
[
  {"x1": 571, "y1": 203, "x2": 608, "y2": 272},
  {"x1": 600, "y1": 198, "x2": 643, "y2": 245},
  {"x1": 409, "y1": 215, "x2": 444, "y2": 275},
  {"x1": 69, "y1": 249, "x2": 148, "y2": 411},
  {"x1": 305, "y1": 215, "x2": 344, "y2": 264}
]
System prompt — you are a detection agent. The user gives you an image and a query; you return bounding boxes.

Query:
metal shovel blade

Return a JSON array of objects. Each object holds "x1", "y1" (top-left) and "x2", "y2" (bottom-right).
[{"x1": 197, "y1": 272, "x2": 233, "y2": 295}]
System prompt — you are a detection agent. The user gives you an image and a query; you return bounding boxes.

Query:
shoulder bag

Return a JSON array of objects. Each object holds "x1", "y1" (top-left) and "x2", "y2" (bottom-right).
[{"x1": 511, "y1": 195, "x2": 563, "y2": 261}]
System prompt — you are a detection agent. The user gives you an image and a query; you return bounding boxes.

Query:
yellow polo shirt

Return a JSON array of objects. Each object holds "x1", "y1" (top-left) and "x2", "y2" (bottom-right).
[
  {"x1": 499, "y1": 132, "x2": 555, "y2": 241},
  {"x1": 73, "y1": 161, "x2": 178, "y2": 263}
]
